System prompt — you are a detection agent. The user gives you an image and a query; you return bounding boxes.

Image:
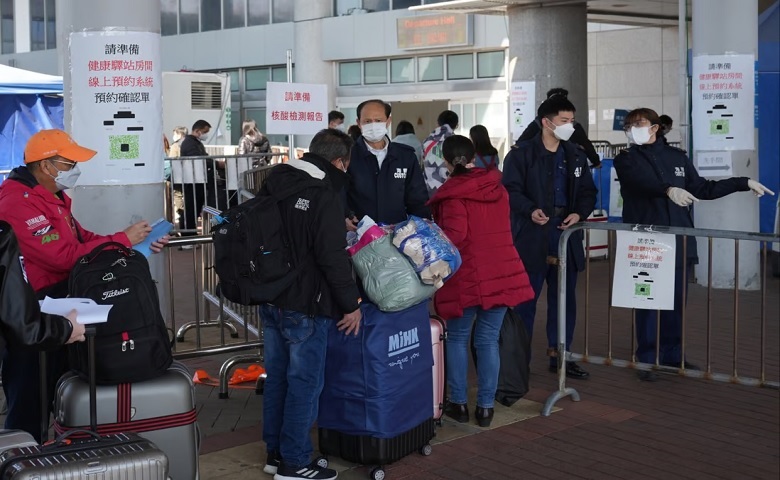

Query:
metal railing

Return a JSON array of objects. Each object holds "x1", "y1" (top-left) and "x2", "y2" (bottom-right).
[
  {"x1": 0, "y1": 169, "x2": 9, "y2": 183},
  {"x1": 543, "y1": 222, "x2": 779, "y2": 416}
]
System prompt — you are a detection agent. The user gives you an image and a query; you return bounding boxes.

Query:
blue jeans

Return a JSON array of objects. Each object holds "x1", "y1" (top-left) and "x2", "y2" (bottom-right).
[
  {"x1": 445, "y1": 306, "x2": 506, "y2": 408},
  {"x1": 260, "y1": 305, "x2": 331, "y2": 468},
  {"x1": 635, "y1": 262, "x2": 692, "y2": 364},
  {"x1": 515, "y1": 264, "x2": 578, "y2": 367}
]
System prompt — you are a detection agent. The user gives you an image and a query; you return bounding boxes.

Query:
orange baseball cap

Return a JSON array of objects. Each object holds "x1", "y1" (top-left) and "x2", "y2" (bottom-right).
[{"x1": 24, "y1": 129, "x2": 97, "y2": 164}]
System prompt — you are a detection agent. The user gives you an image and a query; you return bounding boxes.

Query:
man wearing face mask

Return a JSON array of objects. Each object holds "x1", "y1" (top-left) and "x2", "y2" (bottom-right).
[
  {"x1": 347, "y1": 99, "x2": 430, "y2": 225},
  {"x1": 327, "y1": 110, "x2": 346, "y2": 132},
  {"x1": 179, "y1": 119, "x2": 225, "y2": 230},
  {"x1": 614, "y1": 108, "x2": 773, "y2": 381},
  {"x1": 502, "y1": 94, "x2": 597, "y2": 380},
  {"x1": 0, "y1": 128, "x2": 167, "y2": 439}
]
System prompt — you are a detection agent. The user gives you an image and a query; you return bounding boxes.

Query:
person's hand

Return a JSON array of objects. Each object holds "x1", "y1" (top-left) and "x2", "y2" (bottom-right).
[
  {"x1": 531, "y1": 209, "x2": 549, "y2": 226},
  {"x1": 667, "y1": 187, "x2": 699, "y2": 207},
  {"x1": 747, "y1": 180, "x2": 775, "y2": 197},
  {"x1": 558, "y1": 213, "x2": 581, "y2": 230},
  {"x1": 337, "y1": 308, "x2": 362, "y2": 336},
  {"x1": 124, "y1": 221, "x2": 152, "y2": 245},
  {"x1": 65, "y1": 309, "x2": 86, "y2": 344},
  {"x1": 150, "y1": 235, "x2": 171, "y2": 254},
  {"x1": 345, "y1": 217, "x2": 358, "y2": 232}
]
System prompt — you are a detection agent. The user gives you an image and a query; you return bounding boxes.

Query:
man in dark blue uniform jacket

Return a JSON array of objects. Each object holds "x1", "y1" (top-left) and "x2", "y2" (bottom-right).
[
  {"x1": 347, "y1": 99, "x2": 430, "y2": 225},
  {"x1": 502, "y1": 94, "x2": 597, "y2": 379},
  {"x1": 614, "y1": 107, "x2": 773, "y2": 381}
]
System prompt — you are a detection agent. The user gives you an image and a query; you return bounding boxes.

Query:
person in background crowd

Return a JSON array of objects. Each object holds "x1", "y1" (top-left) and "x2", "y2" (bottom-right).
[
  {"x1": 238, "y1": 119, "x2": 271, "y2": 167},
  {"x1": 422, "y1": 110, "x2": 459, "y2": 196},
  {"x1": 429, "y1": 135, "x2": 534, "y2": 428},
  {"x1": 470, "y1": 125, "x2": 500, "y2": 171},
  {"x1": 614, "y1": 107, "x2": 773, "y2": 381},
  {"x1": 392, "y1": 120, "x2": 423, "y2": 166},
  {"x1": 0, "y1": 129, "x2": 168, "y2": 442},
  {"x1": 347, "y1": 124, "x2": 361, "y2": 142},
  {"x1": 180, "y1": 119, "x2": 225, "y2": 227},
  {"x1": 658, "y1": 114, "x2": 674, "y2": 145},
  {"x1": 518, "y1": 88, "x2": 601, "y2": 168},
  {"x1": 259, "y1": 128, "x2": 362, "y2": 480},
  {"x1": 502, "y1": 94, "x2": 597, "y2": 380},
  {"x1": 328, "y1": 110, "x2": 345, "y2": 132},
  {"x1": 347, "y1": 99, "x2": 429, "y2": 225},
  {"x1": 167, "y1": 126, "x2": 188, "y2": 227},
  {"x1": 168, "y1": 126, "x2": 188, "y2": 158}
]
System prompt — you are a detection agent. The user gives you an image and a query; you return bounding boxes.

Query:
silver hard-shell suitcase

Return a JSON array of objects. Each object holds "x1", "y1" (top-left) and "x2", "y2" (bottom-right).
[
  {"x1": 0, "y1": 430, "x2": 37, "y2": 455},
  {"x1": 53, "y1": 361, "x2": 199, "y2": 480}
]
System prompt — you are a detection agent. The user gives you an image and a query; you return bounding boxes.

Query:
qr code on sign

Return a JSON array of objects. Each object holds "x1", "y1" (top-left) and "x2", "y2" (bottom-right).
[{"x1": 109, "y1": 135, "x2": 140, "y2": 160}]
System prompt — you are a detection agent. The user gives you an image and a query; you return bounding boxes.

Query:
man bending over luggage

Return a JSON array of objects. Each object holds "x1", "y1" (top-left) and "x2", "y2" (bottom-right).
[
  {"x1": 0, "y1": 129, "x2": 168, "y2": 441},
  {"x1": 260, "y1": 128, "x2": 362, "y2": 480}
]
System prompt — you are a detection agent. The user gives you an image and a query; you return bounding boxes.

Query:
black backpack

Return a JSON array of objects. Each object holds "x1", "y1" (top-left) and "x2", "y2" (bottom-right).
[
  {"x1": 68, "y1": 242, "x2": 172, "y2": 385},
  {"x1": 212, "y1": 191, "x2": 300, "y2": 305}
]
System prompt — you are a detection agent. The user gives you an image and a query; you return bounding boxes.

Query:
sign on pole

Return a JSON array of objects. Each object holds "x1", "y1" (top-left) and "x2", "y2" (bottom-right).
[
  {"x1": 70, "y1": 31, "x2": 163, "y2": 185},
  {"x1": 611, "y1": 230, "x2": 676, "y2": 310},
  {"x1": 510, "y1": 81, "x2": 535, "y2": 141},
  {"x1": 691, "y1": 54, "x2": 755, "y2": 151},
  {"x1": 265, "y1": 82, "x2": 328, "y2": 135}
]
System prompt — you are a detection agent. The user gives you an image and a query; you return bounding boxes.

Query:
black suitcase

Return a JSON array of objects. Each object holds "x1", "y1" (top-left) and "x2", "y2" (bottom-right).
[{"x1": 0, "y1": 328, "x2": 169, "y2": 479}]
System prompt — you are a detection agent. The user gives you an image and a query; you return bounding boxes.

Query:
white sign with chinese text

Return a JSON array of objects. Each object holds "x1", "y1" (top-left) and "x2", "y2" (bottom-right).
[
  {"x1": 70, "y1": 31, "x2": 163, "y2": 185},
  {"x1": 265, "y1": 82, "x2": 328, "y2": 135},
  {"x1": 612, "y1": 230, "x2": 676, "y2": 310},
  {"x1": 509, "y1": 81, "x2": 535, "y2": 141},
  {"x1": 696, "y1": 150, "x2": 733, "y2": 177},
  {"x1": 692, "y1": 54, "x2": 755, "y2": 151}
]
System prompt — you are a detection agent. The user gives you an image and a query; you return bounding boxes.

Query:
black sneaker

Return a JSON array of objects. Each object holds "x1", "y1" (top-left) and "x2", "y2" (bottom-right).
[
  {"x1": 274, "y1": 461, "x2": 337, "y2": 480},
  {"x1": 637, "y1": 370, "x2": 660, "y2": 382},
  {"x1": 264, "y1": 451, "x2": 281, "y2": 475}
]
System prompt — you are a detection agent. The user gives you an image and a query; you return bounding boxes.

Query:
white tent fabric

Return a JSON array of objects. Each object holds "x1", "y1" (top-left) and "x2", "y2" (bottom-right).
[{"x1": 0, "y1": 64, "x2": 63, "y2": 95}]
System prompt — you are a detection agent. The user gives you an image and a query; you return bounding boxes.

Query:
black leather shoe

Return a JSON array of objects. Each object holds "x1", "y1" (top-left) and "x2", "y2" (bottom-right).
[
  {"x1": 443, "y1": 402, "x2": 469, "y2": 423},
  {"x1": 637, "y1": 370, "x2": 660, "y2": 382},
  {"x1": 549, "y1": 362, "x2": 590, "y2": 379},
  {"x1": 474, "y1": 406, "x2": 494, "y2": 428}
]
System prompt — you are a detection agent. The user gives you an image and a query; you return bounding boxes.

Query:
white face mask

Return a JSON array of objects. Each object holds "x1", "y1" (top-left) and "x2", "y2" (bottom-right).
[
  {"x1": 335, "y1": 123, "x2": 346, "y2": 133},
  {"x1": 361, "y1": 122, "x2": 388, "y2": 143},
  {"x1": 49, "y1": 163, "x2": 82, "y2": 190},
  {"x1": 630, "y1": 126, "x2": 653, "y2": 145},
  {"x1": 199, "y1": 131, "x2": 210, "y2": 142},
  {"x1": 549, "y1": 121, "x2": 575, "y2": 141}
]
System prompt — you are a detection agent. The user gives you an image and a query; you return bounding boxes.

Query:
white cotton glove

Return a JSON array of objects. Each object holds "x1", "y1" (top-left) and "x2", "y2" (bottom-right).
[
  {"x1": 747, "y1": 179, "x2": 775, "y2": 197},
  {"x1": 667, "y1": 187, "x2": 699, "y2": 207}
]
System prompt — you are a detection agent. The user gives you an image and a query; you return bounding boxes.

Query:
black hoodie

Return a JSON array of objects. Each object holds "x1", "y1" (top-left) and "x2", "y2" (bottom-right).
[{"x1": 261, "y1": 157, "x2": 360, "y2": 319}]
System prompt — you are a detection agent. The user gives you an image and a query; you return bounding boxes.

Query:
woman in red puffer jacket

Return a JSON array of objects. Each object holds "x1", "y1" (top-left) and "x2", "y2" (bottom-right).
[{"x1": 428, "y1": 135, "x2": 534, "y2": 428}]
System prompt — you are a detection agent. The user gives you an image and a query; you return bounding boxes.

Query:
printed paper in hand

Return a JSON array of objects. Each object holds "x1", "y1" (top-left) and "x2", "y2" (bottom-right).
[{"x1": 40, "y1": 297, "x2": 113, "y2": 324}]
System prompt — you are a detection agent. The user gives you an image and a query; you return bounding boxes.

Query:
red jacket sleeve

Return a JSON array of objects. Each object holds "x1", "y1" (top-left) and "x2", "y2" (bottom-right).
[
  {"x1": 435, "y1": 199, "x2": 469, "y2": 248},
  {"x1": 8, "y1": 202, "x2": 131, "y2": 277}
]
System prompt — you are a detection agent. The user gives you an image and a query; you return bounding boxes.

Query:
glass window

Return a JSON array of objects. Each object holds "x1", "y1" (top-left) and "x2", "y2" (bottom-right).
[
  {"x1": 418, "y1": 56, "x2": 443, "y2": 82},
  {"x1": 223, "y1": 0, "x2": 245, "y2": 29},
  {"x1": 180, "y1": 0, "x2": 199, "y2": 34},
  {"x1": 363, "y1": 0, "x2": 389, "y2": 12},
  {"x1": 226, "y1": 71, "x2": 239, "y2": 91},
  {"x1": 245, "y1": 68, "x2": 270, "y2": 91},
  {"x1": 1, "y1": 0, "x2": 14, "y2": 54},
  {"x1": 44, "y1": 0, "x2": 54, "y2": 49},
  {"x1": 476, "y1": 102, "x2": 505, "y2": 133},
  {"x1": 161, "y1": 0, "x2": 178, "y2": 36},
  {"x1": 272, "y1": 66, "x2": 290, "y2": 82},
  {"x1": 201, "y1": 0, "x2": 221, "y2": 31},
  {"x1": 248, "y1": 0, "x2": 270, "y2": 25},
  {"x1": 339, "y1": 62, "x2": 361, "y2": 86},
  {"x1": 30, "y1": 0, "x2": 44, "y2": 51},
  {"x1": 336, "y1": 0, "x2": 360, "y2": 16},
  {"x1": 462, "y1": 103, "x2": 474, "y2": 131},
  {"x1": 272, "y1": 0, "x2": 293, "y2": 23},
  {"x1": 393, "y1": 0, "x2": 421, "y2": 9},
  {"x1": 364, "y1": 60, "x2": 387, "y2": 84},
  {"x1": 477, "y1": 51, "x2": 505, "y2": 78},
  {"x1": 390, "y1": 58, "x2": 414, "y2": 83},
  {"x1": 447, "y1": 54, "x2": 473, "y2": 80}
]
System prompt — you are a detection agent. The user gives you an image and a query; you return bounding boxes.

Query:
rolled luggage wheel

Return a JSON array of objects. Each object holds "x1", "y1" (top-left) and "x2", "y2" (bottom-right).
[
  {"x1": 315, "y1": 456, "x2": 328, "y2": 468},
  {"x1": 419, "y1": 444, "x2": 433, "y2": 456},
  {"x1": 370, "y1": 467, "x2": 385, "y2": 480}
]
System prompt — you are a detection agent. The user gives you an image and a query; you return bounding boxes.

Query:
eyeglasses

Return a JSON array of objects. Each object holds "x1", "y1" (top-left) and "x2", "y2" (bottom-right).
[
  {"x1": 622, "y1": 119, "x2": 654, "y2": 132},
  {"x1": 48, "y1": 158, "x2": 77, "y2": 170}
]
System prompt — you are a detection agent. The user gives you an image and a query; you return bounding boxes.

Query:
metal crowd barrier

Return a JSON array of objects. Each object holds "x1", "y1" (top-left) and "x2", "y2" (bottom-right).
[
  {"x1": 543, "y1": 222, "x2": 780, "y2": 416},
  {"x1": 0, "y1": 169, "x2": 9, "y2": 183}
]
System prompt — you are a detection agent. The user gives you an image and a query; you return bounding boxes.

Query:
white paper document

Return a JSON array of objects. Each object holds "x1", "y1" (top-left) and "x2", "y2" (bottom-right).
[{"x1": 40, "y1": 297, "x2": 113, "y2": 324}]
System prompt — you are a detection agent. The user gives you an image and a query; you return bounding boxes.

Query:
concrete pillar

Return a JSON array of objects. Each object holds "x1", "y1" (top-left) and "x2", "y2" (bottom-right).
[
  {"x1": 692, "y1": 0, "x2": 760, "y2": 289},
  {"x1": 294, "y1": 0, "x2": 335, "y2": 147},
  {"x1": 507, "y1": 3, "x2": 588, "y2": 137},
  {"x1": 13, "y1": 0, "x2": 31, "y2": 53},
  {"x1": 56, "y1": 0, "x2": 169, "y2": 310}
]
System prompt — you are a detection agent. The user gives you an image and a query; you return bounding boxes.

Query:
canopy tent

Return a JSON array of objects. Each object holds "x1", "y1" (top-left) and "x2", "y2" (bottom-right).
[{"x1": 0, "y1": 64, "x2": 65, "y2": 172}]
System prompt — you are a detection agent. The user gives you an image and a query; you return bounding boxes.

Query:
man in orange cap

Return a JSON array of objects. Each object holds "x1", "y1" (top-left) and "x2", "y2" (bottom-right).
[{"x1": 0, "y1": 129, "x2": 169, "y2": 441}]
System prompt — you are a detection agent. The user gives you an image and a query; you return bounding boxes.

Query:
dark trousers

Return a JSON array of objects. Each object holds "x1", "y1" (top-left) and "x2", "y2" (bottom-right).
[
  {"x1": 635, "y1": 261, "x2": 693, "y2": 364},
  {"x1": 2, "y1": 347, "x2": 68, "y2": 443},
  {"x1": 515, "y1": 264, "x2": 578, "y2": 367}
]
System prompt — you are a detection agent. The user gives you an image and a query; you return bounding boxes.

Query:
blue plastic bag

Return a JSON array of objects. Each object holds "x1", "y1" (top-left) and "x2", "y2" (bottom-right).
[{"x1": 392, "y1": 216, "x2": 462, "y2": 289}]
